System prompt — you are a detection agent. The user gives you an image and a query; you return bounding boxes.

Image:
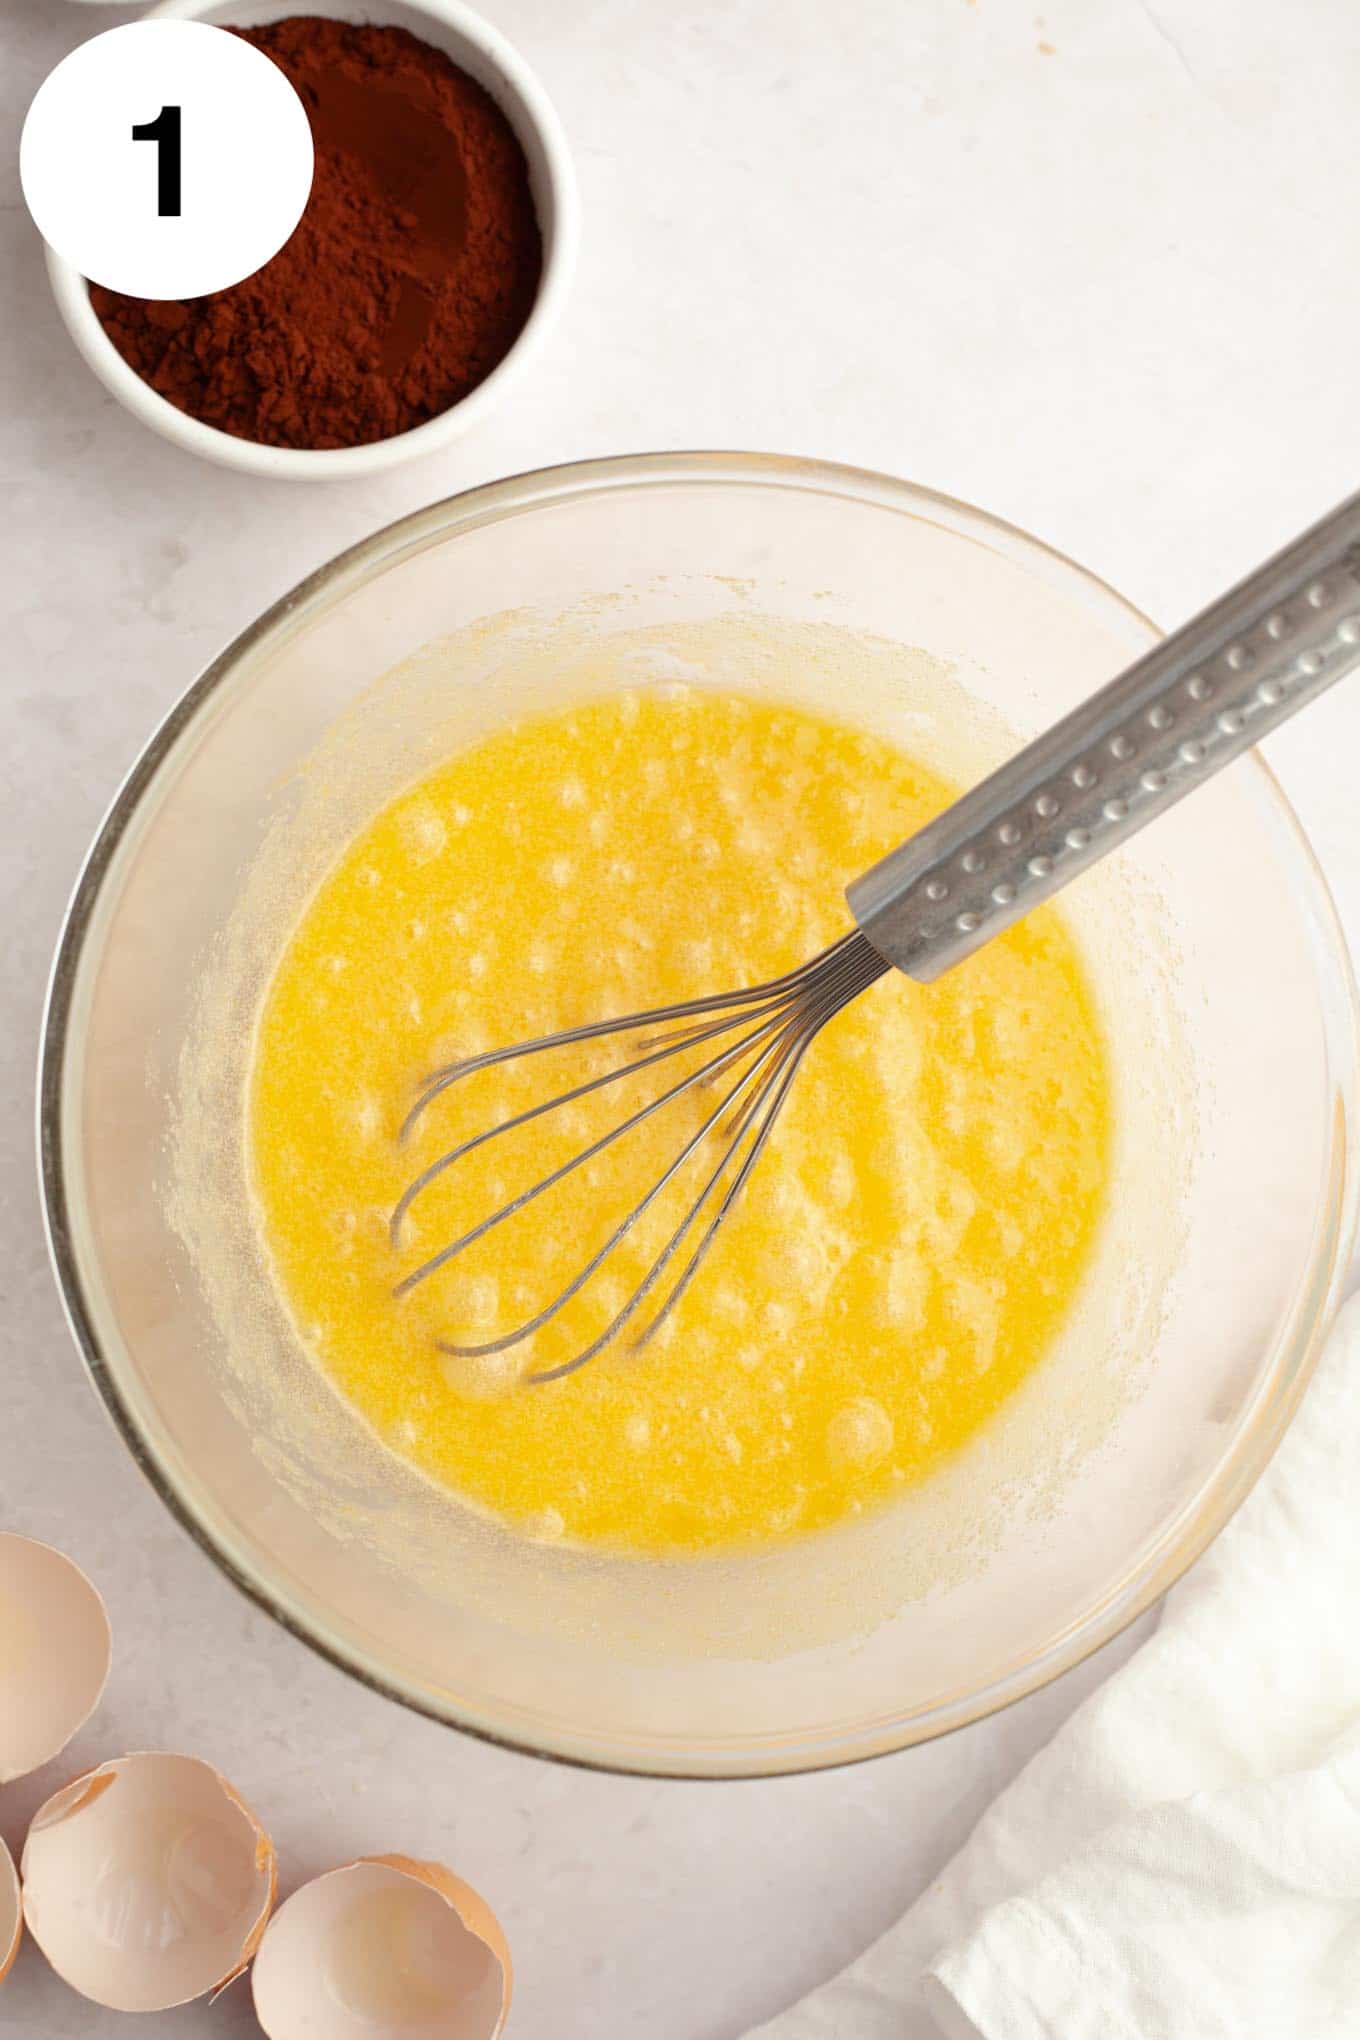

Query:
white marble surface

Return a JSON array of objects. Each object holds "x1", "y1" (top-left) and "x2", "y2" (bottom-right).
[{"x1": 4, "y1": 1, "x2": 1360, "y2": 2033}]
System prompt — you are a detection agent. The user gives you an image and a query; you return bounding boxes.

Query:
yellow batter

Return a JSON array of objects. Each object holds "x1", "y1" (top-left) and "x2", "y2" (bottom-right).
[{"x1": 250, "y1": 688, "x2": 1111, "y2": 1554}]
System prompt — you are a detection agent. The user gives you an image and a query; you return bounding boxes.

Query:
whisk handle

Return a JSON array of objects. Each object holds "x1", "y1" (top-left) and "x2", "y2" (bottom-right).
[{"x1": 847, "y1": 488, "x2": 1360, "y2": 981}]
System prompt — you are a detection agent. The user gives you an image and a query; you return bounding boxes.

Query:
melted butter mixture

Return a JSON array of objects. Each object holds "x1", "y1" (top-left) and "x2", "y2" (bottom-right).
[{"x1": 250, "y1": 688, "x2": 1111, "y2": 1553}]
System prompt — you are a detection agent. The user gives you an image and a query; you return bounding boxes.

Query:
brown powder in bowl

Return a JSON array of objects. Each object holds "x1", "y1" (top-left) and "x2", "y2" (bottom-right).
[{"x1": 89, "y1": 17, "x2": 543, "y2": 451}]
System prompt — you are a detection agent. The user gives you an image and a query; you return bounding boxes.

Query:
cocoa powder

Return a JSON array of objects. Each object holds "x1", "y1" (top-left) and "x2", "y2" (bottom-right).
[{"x1": 90, "y1": 17, "x2": 542, "y2": 450}]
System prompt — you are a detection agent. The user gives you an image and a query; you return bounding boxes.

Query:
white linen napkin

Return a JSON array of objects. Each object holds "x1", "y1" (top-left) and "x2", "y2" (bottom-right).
[{"x1": 745, "y1": 1291, "x2": 1360, "y2": 2040}]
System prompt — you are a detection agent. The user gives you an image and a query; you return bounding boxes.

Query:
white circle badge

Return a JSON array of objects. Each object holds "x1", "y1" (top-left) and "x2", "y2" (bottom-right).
[{"x1": 20, "y1": 21, "x2": 314, "y2": 300}]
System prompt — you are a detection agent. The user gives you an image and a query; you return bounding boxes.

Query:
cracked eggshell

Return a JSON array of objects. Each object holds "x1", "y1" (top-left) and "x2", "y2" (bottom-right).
[
  {"x1": 20, "y1": 1752, "x2": 276, "y2": 2011},
  {"x1": 252, "y1": 1854, "x2": 511, "y2": 2040},
  {"x1": 1, "y1": 1838, "x2": 19, "y2": 1986},
  {"x1": 0, "y1": 1534, "x2": 111, "y2": 1783}
]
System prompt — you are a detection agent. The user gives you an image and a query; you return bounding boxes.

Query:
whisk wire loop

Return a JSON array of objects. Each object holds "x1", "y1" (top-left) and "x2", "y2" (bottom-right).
[
  {"x1": 390, "y1": 929, "x2": 887, "y2": 1378},
  {"x1": 434, "y1": 1018, "x2": 796, "y2": 1362}
]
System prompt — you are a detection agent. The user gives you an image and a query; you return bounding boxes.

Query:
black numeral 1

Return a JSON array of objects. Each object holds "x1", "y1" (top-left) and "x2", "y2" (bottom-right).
[{"x1": 132, "y1": 105, "x2": 182, "y2": 217}]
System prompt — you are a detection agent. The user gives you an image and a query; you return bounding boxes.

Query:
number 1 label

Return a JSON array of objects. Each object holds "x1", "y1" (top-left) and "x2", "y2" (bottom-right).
[
  {"x1": 132, "y1": 104, "x2": 182, "y2": 217},
  {"x1": 21, "y1": 21, "x2": 313, "y2": 298}
]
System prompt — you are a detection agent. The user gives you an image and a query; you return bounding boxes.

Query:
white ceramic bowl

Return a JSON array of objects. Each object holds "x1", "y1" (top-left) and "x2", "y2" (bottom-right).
[{"x1": 45, "y1": 0, "x2": 578, "y2": 480}]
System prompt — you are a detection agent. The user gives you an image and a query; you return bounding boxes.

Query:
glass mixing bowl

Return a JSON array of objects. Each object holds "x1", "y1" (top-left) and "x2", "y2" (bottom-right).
[{"x1": 40, "y1": 454, "x2": 1359, "y2": 1777}]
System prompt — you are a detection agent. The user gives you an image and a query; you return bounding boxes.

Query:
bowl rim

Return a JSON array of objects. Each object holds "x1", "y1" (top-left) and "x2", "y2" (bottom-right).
[
  {"x1": 37, "y1": 451, "x2": 1360, "y2": 1776},
  {"x1": 43, "y1": 0, "x2": 579, "y2": 480}
]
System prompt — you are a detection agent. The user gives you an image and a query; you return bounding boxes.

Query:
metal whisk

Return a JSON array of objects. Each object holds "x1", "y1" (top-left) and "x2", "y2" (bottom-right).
[
  {"x1": 392, "y1": 490, "x2": 1360, "y2": 1381},
  {"x1": 391, "y1": 930, "x2": 888, "y2": 1380}
]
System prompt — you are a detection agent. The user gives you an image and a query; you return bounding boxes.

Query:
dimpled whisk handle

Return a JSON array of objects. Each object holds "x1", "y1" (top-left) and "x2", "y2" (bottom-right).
[{"x1": 848, "y1": 489, "x2": 1360, "y2": 981}]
